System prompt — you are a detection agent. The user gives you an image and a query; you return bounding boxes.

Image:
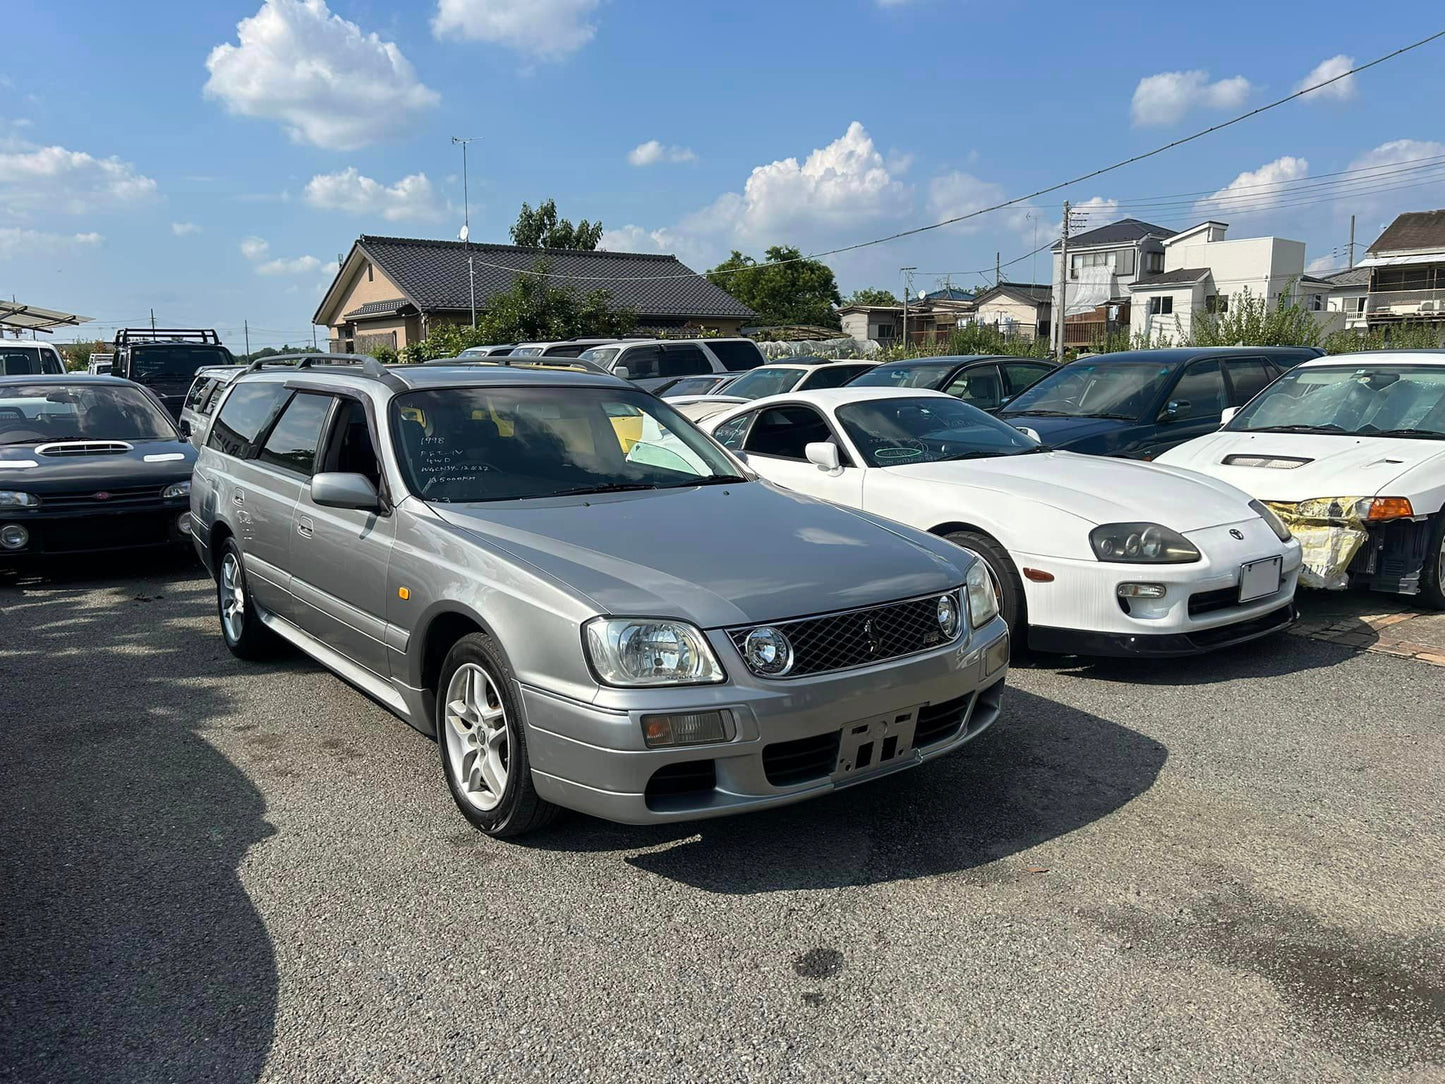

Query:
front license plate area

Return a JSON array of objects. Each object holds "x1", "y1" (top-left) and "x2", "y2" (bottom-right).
[
  {"x1": 834, "y1": 708, "x2": 918, "y2": 782},
  {"x1": 1239, "y1": 555, "x2": 1283, "y2": 603}
]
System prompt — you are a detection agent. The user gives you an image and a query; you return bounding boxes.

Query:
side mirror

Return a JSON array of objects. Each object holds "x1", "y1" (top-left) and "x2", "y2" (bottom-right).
[
  {"x1": 1160, "y1": 399, "x2": 1190, "y2": 421},
  {"x1": 1219, "y1": 406, "x2": 1239, "y2": 427},
  {"x1": 311, "y1": 472, "x2": 382, "y2": 512},
  {"x1": 1014, "y1": 425, "x2": 1042, "y2": 443},
  {"x1": 805, "y1": 441, "x2": 842, "y2": 472},
  {"x1": 612, "y1": 365, "x2": 630, "y2": 381}
]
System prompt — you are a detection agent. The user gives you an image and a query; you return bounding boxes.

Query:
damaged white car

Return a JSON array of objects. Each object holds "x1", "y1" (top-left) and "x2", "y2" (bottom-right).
[{"x1": 1158, "y1": 352, "x2": 1445, "y2": 606}]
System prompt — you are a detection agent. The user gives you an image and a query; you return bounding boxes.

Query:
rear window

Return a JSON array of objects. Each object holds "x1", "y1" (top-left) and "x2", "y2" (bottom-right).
[
  {"x1": 0, "y1": 347, "x2": 60, "y2": 376},
  {"x1": 707, "y1": 340, "x2": 766, "y2": 371},
  {"x1": 130, "y1": 345, "x2": 233, "y2": 380},
  {"x1": 207, "y1": 382, "x2": 290, "y2": 458}
]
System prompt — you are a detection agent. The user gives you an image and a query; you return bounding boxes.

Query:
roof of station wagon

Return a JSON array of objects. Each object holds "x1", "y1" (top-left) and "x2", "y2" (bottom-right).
[{"x1": 237, "y1": 362, "x2": 632, "y2": 393}]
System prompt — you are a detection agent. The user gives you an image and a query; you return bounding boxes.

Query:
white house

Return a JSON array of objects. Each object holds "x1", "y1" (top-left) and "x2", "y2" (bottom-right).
[{"x1": 1322, "y1": 266, "x2": 1369, "y2": 330}]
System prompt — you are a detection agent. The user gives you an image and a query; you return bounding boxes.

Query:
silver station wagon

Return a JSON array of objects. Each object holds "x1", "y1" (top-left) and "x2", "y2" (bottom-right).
[{"x1": 190, "y1": 357, "x2": 1010, "y2": 837}]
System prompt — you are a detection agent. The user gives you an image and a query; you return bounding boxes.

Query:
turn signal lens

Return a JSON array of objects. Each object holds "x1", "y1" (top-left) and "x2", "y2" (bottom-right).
[
  {"x1": 1116, "y1": 583, "x2": 1167, "y2": 599},
  {"x1": 641, "y1": 710, "x2": 730, "y2": 748},
  {"x1": 1365, "y1": 497, "x2": 1414, "y2": 521}
]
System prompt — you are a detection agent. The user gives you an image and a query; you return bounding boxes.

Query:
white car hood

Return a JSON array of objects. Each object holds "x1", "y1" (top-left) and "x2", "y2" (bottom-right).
[
  {"x1": 892, "y1": 451, "x2": 1255, "y2": 531},
  {"x1": 1156, "y1": 431, "x2": 1444, "y2": 502}
]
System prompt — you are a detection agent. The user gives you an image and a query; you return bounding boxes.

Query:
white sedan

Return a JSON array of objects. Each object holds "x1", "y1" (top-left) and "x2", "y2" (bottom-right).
[
  {"x1": 698, "y1": 388, "x2": 1303, "y2": 657},
  {"x1": 1157, "y1": 351, "x2": 1445, "y2": 605}
]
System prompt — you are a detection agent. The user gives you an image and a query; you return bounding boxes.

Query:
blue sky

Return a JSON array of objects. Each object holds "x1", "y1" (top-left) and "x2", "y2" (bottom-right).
[{"x1": 3, "y1": 0, "x2": 1443, "y2": 351}]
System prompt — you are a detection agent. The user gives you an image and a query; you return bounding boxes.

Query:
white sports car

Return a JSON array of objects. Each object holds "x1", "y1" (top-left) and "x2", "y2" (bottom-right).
[
  {"x1": 699, "y1": 387, "x2": 1303, "y2": 657},
  {"x1": 1157, "y1": 351, "x2": 1445, "y2": 606}
]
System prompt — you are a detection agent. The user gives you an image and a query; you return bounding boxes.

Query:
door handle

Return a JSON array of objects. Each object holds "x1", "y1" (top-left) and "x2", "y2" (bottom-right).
[
  {"x1": 297, "y1": 516, "x2": 314, "y2": 539},
  {"x1": 232, "y1": 491, "x2": 245, "y2": 505}
]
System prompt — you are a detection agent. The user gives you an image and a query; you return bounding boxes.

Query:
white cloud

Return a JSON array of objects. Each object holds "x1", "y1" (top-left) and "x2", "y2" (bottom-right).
[
  {"x1": 927, "y1": 171, "x2": 1005, "y2": 233},
  {"x1": 1131, "y1": 70, "x2": 1252, "y2": 126},
  {"x1": 627, "y1": 140, "x2": 697, "y2": 167},
  {"x1": 240, "y1": 236, "x2": 270, "y2": 260},
  {"x1": 0, "y1": 144, "x2": 156, "y2": 214},
  {"x1": 303, "y1": 167, "x2": 443, "y2": 221},
  {"x1": 1306, "y1": 254, "x2": 1340, "y2": 275},
  {"x1": 204, "y1": 0, "x2": 439, "y2": 150},
  {"x1": 432, "y1": 0, "x2": 599, "y2": 60},
  {"x1": 257, "y1": 253, "x2": 322, "y2": 276},
  {"x1": 1067, "y1": 196, "x2": 1121, "y2": 232},
  {"x1": 0, "y1": 227, "x2": 102, "y2": 260},
  {"x1": 1343, "y1": 139, "x2": 1445, "y2": 227},
  {"x1": 1200, "y1": 156, "x2": 1309, "y2": 213},
  {"x1": 1296, "y1": 55, "x2": 1356, "y2": 102},
  {"x1": 171, "y1": 221, "x2": 201, "y2": 236}
]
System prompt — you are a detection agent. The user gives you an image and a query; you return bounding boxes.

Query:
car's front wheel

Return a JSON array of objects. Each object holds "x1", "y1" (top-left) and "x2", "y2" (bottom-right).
[
  {"x1": 1418, "y1": 513, "x2": 1445, "y2": 610},
  {"x1": 437, "y1": 633, "x2": 559, "y2": 838},
  {"x1": 944, "y1": 529, "x2": 1026, "y2": 646},
  {"x1": 216, "y1": 538, "x2": 277, "y2": 660}
]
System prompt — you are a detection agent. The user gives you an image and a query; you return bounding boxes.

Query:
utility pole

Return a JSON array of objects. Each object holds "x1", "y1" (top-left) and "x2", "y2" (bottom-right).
[
  {"x1": 996, "y1": 252, "x2": 1001, "y2": 287},
  {"x1": 149, "y1": 307, "x2": 156, "y2": 332},
  {"x1": 1053, "y1": 200, "x2": 1070, "y2": 358},
  {"x1": 900, "y1": 266, "x2": 916, "y2": 350},
  {"x1": 311, "y1": 324, "x2": 318, "y2": 350},
  {"x1": 452, "y1": 136, "x2": 479, "y2": 328},
  {"x1": 244, "y1": 319, "x2": 250, "y2": 360},
  {"x1": 1348, "y1": 215, "x2": 1357, "y2": 268}
]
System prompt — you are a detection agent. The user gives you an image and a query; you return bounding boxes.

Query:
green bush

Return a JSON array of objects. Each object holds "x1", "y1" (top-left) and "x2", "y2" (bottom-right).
[{"x1": 1322, "y1": 321, "x2": 1444, "y2": 354}]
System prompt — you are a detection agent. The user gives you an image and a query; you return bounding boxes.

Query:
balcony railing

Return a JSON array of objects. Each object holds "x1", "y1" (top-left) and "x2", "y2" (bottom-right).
[{"x1": 1364, "y1": 288, "x2": 1445, "y2": 320}]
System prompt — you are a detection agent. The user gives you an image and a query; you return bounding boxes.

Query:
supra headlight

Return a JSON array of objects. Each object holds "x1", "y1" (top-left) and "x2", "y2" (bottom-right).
[
  {"x1": 584, "y1": 617, "x2": 725, "y2": 687},
  {"x1": 742, "y1": 626, "x2": 793, "y2": 676},
  {"x1": 936, "y1": 593, "x2": 961, "y2": 639},
  {"x1": 1089, "y1": 522, "x2": 1200, "y2": 563},
  {"x1": 161, "y1": 480, "x2": 191, "y2": 500},
  {"x1": 1249, "y1": 500, "x2": 1292, "y2": 542},
  {"x1": 964, "y1": 564, "x2": 998, "y2": 629},
  {"x1": 0, "y1": 490, "x2": 39, "y2": 509}
]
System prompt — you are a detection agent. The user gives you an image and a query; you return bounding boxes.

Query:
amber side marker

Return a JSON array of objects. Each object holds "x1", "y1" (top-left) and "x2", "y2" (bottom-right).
[
  {"x1": 398, "y1": 587, "x2": 411, "y2": 600},
  {"x1": 1023, "y1": 568, "x2": 1055, "y2": 583}
]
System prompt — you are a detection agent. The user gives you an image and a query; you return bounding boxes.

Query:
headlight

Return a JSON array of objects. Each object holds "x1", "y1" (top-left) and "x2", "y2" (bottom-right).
[
  {"x1": 964, "y1": 564, "x2": 998, "y2": 628},
  {"x1": 936, "y1": 593, "x2": 961, "y2": 639},
  {"x1": 1249, "y1": 500, "x2": 1292, "y2": 542},
  {"x1": 584, "y1": 617, "x2": 725, "y2": 686},
  {"x1": 161, "y1": 480, "x2": 191, "y2": 499},
  {"x1": 1089, "y1": 522, "x2": 1200, "y2": 563},
  {"x1": 0, "y1": 490, "x2": 39, "y2": 509},
  {"x1": 1293, "y1": 496, "x2": 1414, "y2": 522}
]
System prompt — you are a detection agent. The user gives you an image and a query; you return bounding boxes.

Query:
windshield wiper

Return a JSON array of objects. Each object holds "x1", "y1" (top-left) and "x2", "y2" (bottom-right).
[
  {"x1": 1362, "y1": 427, "x2": 1445, "y2": 440},
  {"x1": 1074, "y1": 412, "x2": 1134, "y2": 420},
  {"x1": 551, "y1": 482, "x2": 660, "y2": 497},
  {"x1": 655, "y1": 474, "x2": 749, "y2": 488},
  {"x1": 1003, "y1": 408, "x2": 1074, "y2": 417},
  {"x1": 1245, "y1": 424, "x2": 1349, "y2": 434},
  {"x1": 1017, "y1": 444, "x2": 1054, "y2": 453}
]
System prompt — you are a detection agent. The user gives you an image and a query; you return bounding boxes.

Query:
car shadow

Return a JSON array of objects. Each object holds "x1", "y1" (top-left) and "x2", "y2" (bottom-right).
[
  {"x1": 524, "y1": 688, "x2": 1166, "y2": 895},
  {"x1": 0, "y1": 554, "x2": 278, "y2": 1083}
]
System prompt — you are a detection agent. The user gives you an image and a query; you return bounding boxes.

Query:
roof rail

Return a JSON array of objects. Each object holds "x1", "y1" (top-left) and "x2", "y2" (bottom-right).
[
  {"x1": 245, "y1": 351, "x2": 408, "y2": 391},
  {"x1": 421, "y1": 355, "x2": 614, "y2": 377},
  {"x1": 115, "y1": 328, "x2": 222, "y2": 347}
]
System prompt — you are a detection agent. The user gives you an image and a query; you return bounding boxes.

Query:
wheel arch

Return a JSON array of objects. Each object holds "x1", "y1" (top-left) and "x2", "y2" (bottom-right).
[{"x1": 415, "y1": 605, "x2": 504, "y2": 726}]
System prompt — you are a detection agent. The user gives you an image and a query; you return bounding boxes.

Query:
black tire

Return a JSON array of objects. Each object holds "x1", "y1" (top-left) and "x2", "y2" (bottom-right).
[
  {"x1": 944, "y1": 530, "x2": 1027, "y2": 648},
  {"x1": 216, "y1": 537, "x2": 278, "y2": 661},
  {"x1": 436, "y1": 632, "x2": 560, "y2": 839},
  {"x1": 1418, "y1": 513, "x2": 1445, "y2": 610}
]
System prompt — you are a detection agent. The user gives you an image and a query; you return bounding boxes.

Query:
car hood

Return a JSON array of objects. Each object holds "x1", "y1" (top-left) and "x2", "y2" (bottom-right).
[
  {"x1": 1155, "y1": 431, "x2": 1444, "y2": 502},
  {"x1": 429, "y1": 481, "x2": 964, "y2": 628},
  {"x1": 0, "y1": 438, "x2": 196, "y2": 491},
  {"x1": 997, "y1": 414, "x2": 1131, "y2": 447},
  {"x1": 892, "y1": 451, "x2": 1255, "y2": 531}
]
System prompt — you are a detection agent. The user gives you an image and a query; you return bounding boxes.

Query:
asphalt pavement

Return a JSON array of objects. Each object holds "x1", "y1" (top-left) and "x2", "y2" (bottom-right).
[{"x1": 1, "y1": 554, "x2": 1441, "y2": 1083}]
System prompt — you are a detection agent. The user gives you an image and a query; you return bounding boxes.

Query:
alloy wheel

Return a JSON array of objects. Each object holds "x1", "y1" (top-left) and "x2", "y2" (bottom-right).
[
  {"x1": 443, "y1": 662, "x2": 512, "y2": 812},
  {"x1": 220, "y1": 552, "x2": 246, "y2": 643}
]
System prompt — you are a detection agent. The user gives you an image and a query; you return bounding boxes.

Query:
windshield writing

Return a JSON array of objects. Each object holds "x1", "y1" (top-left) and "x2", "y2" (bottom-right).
[{"x1": 836, "y1": 397, "x2": 1039, "y2": 467}]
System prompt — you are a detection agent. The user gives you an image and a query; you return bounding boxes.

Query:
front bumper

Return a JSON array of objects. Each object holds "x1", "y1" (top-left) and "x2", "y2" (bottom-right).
[
  {"x1": 521, "y1": 617, "x2": 1010, "y2": 824},
  {"x1": 0, "y1": 502, "x2": 191, "y2": 559},
  {"x1": 1030, "y1": 603, "x2": 1296, "y2": 657}
]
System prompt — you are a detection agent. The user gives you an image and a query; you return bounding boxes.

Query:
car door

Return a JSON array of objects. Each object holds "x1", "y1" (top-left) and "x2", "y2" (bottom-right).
[
  {"x1": 1147, "y1": 359, "x2": 1230, "y2": 457},
  {"x1": 286, "y1": 396, "x2": 397, "y2": 677},
  {"x1": 942, "y1": 364, "x2": 1005, "y2": 412},
  {"x1": 735, "y1": 403, "x2": 864, "y2": 507}
]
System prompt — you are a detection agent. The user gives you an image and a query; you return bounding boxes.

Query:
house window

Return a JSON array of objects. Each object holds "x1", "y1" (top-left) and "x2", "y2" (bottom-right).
[
  {"x1": 1148, "y1": 295, "x2": 1173, "y2": 316},
  {"x1": 1145, "y1": 251, "x2": 1164, "y2": 274},
  {"x1": 366, "y1": 262, "x2": 373, "y2": 282},
  {"x1": 875, "y1": 323, "x2": 896, "y2": 339},
  {"x1": 1355, "y1": 296, "x2": 1367, "y2": 313},
  {"x1": 1206, "y1": 294, "x2": 1229, "y2": 314},
  {"x1": 1070, "y1": 251, "x2": 1116, "y2": 278},
  {"x1": 1307, "y1": 293, "x2": 1324, "y2": 311}
]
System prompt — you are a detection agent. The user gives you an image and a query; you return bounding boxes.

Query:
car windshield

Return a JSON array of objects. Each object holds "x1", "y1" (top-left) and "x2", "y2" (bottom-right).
[
  {"x1": 578, "y1": 347, "x2": 621, "y2": 366},
  {"x1": 0, "y1": 384, "x2": 177, "y2": 443},
  {"x1": 129, "y1": 345, "x2": 232, "y2": 380},
  {"x1": 722, "y1": 367, "x2": 805, "y2": 399},
  {"x1": 1002, "y1": 361, "x2": 1173, "y2": 419},
  {"x1": 836, "y1": 396, "x2": 1042, "y2": 467},
  {"x1": 1228, "y1": 364, "x2": 1445, "y2": 438},
  {"x1": 849, "y1": 363, "x2": 953, "y2": 390},
  {"x1": 392, "y1": 387, "x2": 745, "y2": 502}
]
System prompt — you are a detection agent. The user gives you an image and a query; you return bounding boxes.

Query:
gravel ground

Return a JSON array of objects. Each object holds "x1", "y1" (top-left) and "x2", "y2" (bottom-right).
[{"x1": 1, "y1": 555, "x2": 1442, "y2": 1083}]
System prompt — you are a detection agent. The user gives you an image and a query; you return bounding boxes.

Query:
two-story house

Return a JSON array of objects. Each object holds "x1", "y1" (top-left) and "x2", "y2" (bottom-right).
[
  {"x1": 1357, "y1": 210, "x2": 1445, "y2": 332},
  {"x1": 1051, "y1": 218, "x2": 1175, "y2": 346}
]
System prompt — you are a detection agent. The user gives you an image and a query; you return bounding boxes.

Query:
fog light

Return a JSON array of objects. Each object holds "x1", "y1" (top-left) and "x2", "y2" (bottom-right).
[
  {"x1": 1117, "y1": 583, "x2": 1167, "y2": 599},
  {"x1": 641, "y1": 710, "x2": 730, "y2": 748},
  {"x1": 0, "y1": 524, "x2": 29, "y2": 550},
  {"x1": 177, "y1": 512, "x2": 192, "y2": 535},
  {"x1": 742, "y1": 626, "x2": 793, "y2": 676},
  {"x1": 983, "y1": 633, "x2": 1009, "y2": 676}
]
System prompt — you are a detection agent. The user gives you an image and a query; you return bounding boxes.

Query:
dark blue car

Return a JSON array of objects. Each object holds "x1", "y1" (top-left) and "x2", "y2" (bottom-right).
[{"x1": 997, "y1": 346, "x2": 1324, "y2": 459}]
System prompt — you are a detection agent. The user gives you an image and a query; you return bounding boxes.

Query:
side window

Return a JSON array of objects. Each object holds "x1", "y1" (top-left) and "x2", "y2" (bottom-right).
[
  {"x1": 43, "y1": 349, "x2": 64, "y2": 374},
  {"x1": 660, "y1": 343, "x2": 711, "y2": 377},
  {"x1": 185, "y1": 378, "x2": 214, "y2": 411},
  {"x1": 318, "y1": 399, "x2": 383, "y2": 489},
  {"x1": 200, "y1": 381, "x2": 227, "y2": 416},
  {"x1": 944, "y1": 365, "x2": 1003, "y2": 410},
  {"x1": 1166, "y1": 361, "x2": 1228, "y2": 420},
  {"x1": 618, "y1": 345, "x2": 661, "y2": 379},
  {"x1": 258, "y1": 393, "x2": 333, "y2": 476},
  {"x1": 207, "y1": 382, "x2": 290, "y2": 458},
  {"x1": 1002, "y1": 363, "x2": 1050, "y2": 396},
  {"x1": 711, "y1": 411, "x2": 754, "y2": 450},
  {"x1": 742, "y1": 406, "x2": 834, "y2": 460},
  {"x1": 1223, "y1": 358, "x2": 1274, "y2": 405},
  {"x1": 799, "y1": 365, "x2": 868, "y2": 390}
]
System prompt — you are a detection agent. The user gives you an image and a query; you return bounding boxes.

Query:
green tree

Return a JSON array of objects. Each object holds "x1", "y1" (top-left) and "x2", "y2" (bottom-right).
[
  {"x1": 510, "y1": 199, "x2": 604, "y2": 250},
  {"x1": 1190, "y1": 285, "x2": 1321, "y2": 348},
  {"x1": 845, "y1": 287, "x2": 900, "y2": 306},
  {"x1": 706, "y1": 246, "x2": 842, "y2": 328}
]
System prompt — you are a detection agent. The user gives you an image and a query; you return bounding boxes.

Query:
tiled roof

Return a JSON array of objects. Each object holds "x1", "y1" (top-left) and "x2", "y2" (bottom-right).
[
  {"x1": 1131, "y1": 267, "x2": 1210, "y2": 287},
  {"x1": 343, "y1": 298, "x2": 412, "y2": 319},
  {"x1": 1321, "y1": 266, "x2": 1369, "y2": 288},
  {"x1": 1052, "y1": 218, "x2": 1176, "y2": 251},
  {"x1": 1368, "y1": 210, "x2": 1445, "y2": 255},
  {"x1": 355, "y1": 236, "x2": 755, "y2": 319},
  {"x1": 984, "y1": 282, "x2": 1053, "y2": 304}
]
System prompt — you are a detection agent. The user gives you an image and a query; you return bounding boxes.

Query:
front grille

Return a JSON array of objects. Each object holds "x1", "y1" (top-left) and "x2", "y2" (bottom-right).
[
  {"x1": 1187, "y1": 605, "x2": 1294, "y2": 649},
  {"x1": 915, "y1": 692, "x2": 972, "y2": 747},
  {"x1": 1188, "y1": 585, "x2": 1240, "y2": 617},
  {"x1": 762, "y1": 730, "x2": 840, "y2": 787},
  {"x1": 40, "y1": 484, "x2": 165, "y2": 510},
  {"x1": 729, "y1": 592, "x2": 956, "y2": 678},
  {"x1": 644, "y1": 760, "x2": 716, "y2": 806}
]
